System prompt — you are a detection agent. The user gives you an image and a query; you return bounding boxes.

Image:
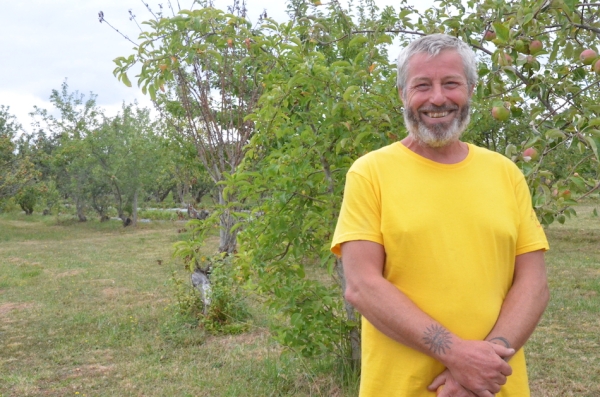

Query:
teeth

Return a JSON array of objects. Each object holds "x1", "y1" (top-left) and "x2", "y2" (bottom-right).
[{"x1": 426, "y1": 112, "x2": 449, "y2": 118}]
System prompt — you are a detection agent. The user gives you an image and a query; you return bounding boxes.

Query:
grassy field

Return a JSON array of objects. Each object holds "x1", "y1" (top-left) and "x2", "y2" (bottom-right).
[
  {"x1": 528, "y1": 199, "x2": 600, "y2": 397},
  {"x1": 0, "y1": 215, "x2": 343, "y2": 397},
  {"x1": 0, "y1": 200, "x2": 599, "y2": 396}
]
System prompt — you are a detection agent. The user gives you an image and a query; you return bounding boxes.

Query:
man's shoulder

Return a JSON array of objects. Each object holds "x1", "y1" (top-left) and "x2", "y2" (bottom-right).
[
  {"x1": 351, "y1": 143, "x2": 401, "y2": 170},
  {"x1": 469, "y1": 143, "x2": 518, "y2": 168}
]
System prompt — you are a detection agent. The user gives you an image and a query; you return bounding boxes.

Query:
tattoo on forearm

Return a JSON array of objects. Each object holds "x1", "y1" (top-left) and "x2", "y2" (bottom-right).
[
  {"x1": 423, "y1": 324, "x2": 453, "y2": 355},
  {"x1": 489, "y1": 336, "x2": 511, "y2": 348}
]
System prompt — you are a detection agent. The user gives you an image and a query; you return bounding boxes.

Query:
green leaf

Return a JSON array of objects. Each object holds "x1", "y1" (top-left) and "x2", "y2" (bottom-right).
[
  {"x1": 545, "y1": 129, "x2": 566, "y2": 140},
  {"x1": 121, "y1": 73, "x2": 132, "y2": 88},
  {"x1": 563, "y1": 0, "x2": 577, "y2": 13},
  {"x1": 376, "y1": 34, "x2": 392, "y2": 45},
  {"x1": 584, "y1": 136, "x2": 599, "y2": 160},
  {"x1": 354, "y1": 131, "x2": 372, "y2": 146},
  {"x1": 348, "y1": 36, "x2": 368, "y2": 48},
  {"x1": 492, "y1": 22, "x2": 510, "y2": 42},
  {"x1": 342, "y1": 86, "x2": 360, "y2": 102}
]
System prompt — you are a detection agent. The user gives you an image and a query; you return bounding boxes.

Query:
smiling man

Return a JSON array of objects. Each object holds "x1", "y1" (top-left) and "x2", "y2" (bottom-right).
[{"x1": 331, "y1": 34, "x2": 550, "y2": 397}]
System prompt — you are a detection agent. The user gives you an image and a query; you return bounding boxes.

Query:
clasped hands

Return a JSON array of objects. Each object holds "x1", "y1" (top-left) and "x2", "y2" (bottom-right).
[{"x1": 428, "y1": 340, "x2": 515, "y2": 397}]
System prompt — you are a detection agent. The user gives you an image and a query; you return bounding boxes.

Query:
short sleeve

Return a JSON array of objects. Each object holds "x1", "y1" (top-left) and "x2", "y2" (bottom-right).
[
  {"x1": 331, "y1": 169, "x2": 384, "y2": 256},
  {"x1": 514, "y1": 174, "x2": 550, "y2": 256}
]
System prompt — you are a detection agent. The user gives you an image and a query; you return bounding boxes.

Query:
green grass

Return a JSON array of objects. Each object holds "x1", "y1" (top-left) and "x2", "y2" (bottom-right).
[
  {"x1": 528, "y1": 198, "x2": 600, "y2": 396},
  {"x1": 0, "y1": 214, "x2": 342, "y2": 397},
  {"x1": 1, "y1": 199, "x2": 599, "y2": 396}
]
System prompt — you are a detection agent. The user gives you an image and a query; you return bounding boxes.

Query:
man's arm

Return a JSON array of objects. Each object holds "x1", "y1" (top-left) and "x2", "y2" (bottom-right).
[
  {"x1": 428, "y1": 249, "x2": 549, "y2": 396},
  {"x1": 342, "y1": 240, "x2": 514, "y2": 397},
  {"x1": 484, "y1": 249, "x2": 549, "y2": 352}
]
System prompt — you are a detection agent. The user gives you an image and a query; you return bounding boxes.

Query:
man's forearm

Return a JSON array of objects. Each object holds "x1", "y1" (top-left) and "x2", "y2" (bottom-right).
[{"x1": 484, "y1": 250, "x2": 549, "y2": 353}]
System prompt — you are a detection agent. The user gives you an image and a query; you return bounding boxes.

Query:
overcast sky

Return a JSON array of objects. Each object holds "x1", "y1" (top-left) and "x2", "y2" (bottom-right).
[{"x1": 1, "y1": 0, "x2": 433, "y2": 131}]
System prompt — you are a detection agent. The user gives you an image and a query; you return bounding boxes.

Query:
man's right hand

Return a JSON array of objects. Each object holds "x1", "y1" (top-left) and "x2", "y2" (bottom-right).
[{"x1": 441, "y1": 339, "x2": 514, "y2": 396}]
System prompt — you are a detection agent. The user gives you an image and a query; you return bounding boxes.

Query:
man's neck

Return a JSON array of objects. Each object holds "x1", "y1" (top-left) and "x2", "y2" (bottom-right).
[{"x1": 401, "y1": 135, "x2": 469, "y2": 164}]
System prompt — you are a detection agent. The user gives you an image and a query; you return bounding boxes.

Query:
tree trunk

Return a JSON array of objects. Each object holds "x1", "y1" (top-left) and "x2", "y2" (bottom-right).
[
  {"x1": 336, "y1": 257, "x2": 361, "y2": 367},
  {"x1": 76, "y1": 197, "x2": 87, "y2": 222},
  {"x1": 217, "y1": 186, "x2": 237, "y2": 254},
  {"x1": 132, "y1": 189, "x2": 138, "y2": 227}
]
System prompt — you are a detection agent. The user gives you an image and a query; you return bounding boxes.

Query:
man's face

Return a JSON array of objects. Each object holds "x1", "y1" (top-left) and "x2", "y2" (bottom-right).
[{"x1": 400, "y1": 50, "x2": 473, "y2": 147}]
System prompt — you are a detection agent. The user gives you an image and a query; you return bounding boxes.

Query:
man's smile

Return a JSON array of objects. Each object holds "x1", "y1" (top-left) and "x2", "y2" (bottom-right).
[{"x1": 422, "y1": 111, "x2": 452, "y2": 119}]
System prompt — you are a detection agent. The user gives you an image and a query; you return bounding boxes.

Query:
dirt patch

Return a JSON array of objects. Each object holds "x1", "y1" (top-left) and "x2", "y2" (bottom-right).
[
  {"x1": 5, "y1": 220, "x2": 38, "y2": 228},
  {"x1": 0, "y1": 302, "x2": 36, "y2": 318},
  {"x1": 207, "y1": 329, "x2": 267, "y2": 348},
  {"x1": 82, "y1": 278, "x2": 115, "y2": 285},
  {"x1": 101, "y1": 287, "x2": 131, "y2": 298},
  {"x1": 54, "y1": 269, "x2": 84, "y2": 278},
  {"x1": 67, "y1": 364, "x2": 113, "y2": 379}
]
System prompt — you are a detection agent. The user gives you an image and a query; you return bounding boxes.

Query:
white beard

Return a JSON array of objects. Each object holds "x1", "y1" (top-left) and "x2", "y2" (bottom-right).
[{"x1": 404, "y1": 103, "x2": 470, "y2": 148}]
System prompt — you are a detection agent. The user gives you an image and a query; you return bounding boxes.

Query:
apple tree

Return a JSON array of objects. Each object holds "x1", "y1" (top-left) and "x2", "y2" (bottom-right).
[
  {"x1": 229, "y1": 0, "x2": 600, "y2": 367},
  {"x1": 110, "y1": 1, "x2": 273, "y2": 252},
  {"x1": 0, "y1": 105, "x2": 38, "y2": 209}
]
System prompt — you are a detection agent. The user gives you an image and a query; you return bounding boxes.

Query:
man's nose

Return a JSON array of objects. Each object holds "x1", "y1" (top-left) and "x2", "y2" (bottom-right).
[{"x1": 429, "y1": 84, "x2": 445, "y2": 106}]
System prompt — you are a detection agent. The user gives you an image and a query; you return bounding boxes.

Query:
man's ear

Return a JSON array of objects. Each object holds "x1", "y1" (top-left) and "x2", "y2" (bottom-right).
[{"x1": 398, "y1": 87, "x2": 404, "y2": 104}]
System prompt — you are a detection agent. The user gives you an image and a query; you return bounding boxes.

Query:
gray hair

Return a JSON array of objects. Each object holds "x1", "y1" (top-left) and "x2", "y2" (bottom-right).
[{"x1": 396, "y1": 34, "x2": 478, "y2": 94}]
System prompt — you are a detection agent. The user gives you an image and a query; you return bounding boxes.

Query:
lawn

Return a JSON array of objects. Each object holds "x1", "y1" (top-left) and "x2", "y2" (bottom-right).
[
  {"x1": 0, "y1": 200, "x2": 599, "y2": 396},
  {"x1": 0, "y1": 215, "x2": 341, "y2": 397}
]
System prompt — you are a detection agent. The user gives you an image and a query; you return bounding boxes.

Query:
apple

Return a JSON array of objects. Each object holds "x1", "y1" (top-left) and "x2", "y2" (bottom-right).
[
  {"x1": 484, "y1": 30, "x2": 496, "y2": 41},
  {"x1": 593, "y1": 59, "x2": 600, "y2": 74},
  {"x1": 244, "y1": 38, "x2": 251, "y2": 49},
  {"x1": 529, "y1": 40, "x2": 543, "y2": 54},
  {"x1": 498, "y1": 53, "x2": 513, "y2": 66},
  {"x1": 580, "y1": 49, "x2": 597, "y2": 65},
  {"x1": 492, "y1": 106, "x2": 510, "y2": 121},
  {"x1": 227, "y1": 38, "x2": 233, "y2": 48},
  {"x1": 523, "y1": 147, "x2": 538, "y2": 161},
  {"x1": 515, "y1": 39, "x2": 527, "y2": 54},
  {"x1": 560, "y1": 189, "x2": 572, "y2": 199}
]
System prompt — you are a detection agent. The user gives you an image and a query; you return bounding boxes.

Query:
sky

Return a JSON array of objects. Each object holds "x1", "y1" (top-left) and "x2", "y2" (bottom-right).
[{"x1": 0, "y1": 0, "x2": 433, "y2": 132}]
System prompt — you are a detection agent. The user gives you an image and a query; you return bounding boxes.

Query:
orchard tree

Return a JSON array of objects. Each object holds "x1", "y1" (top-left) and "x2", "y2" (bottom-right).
[
  {"x1": 32, "y1": 81, "x2": 103, "y2": 221},
  {"x1": 108, "y1": 0, "x2": 272, "y2": 252},
  {"x1": 88, "y1": 103, "x2": 166, "y2": 225},
  {"x1": 231, "y1": 0, "x2": 600, "y2": 367},
  {"x1": 0, "y1": 105, "x2": 38, "y2": 207}
]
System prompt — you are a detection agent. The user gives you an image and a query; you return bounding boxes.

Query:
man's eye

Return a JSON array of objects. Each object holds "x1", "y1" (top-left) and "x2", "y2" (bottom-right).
[
  {"x1": 415, "y1": 84, "x2": 429, "y2": 90},
  {"x1": 445, "y1": 82, "x2": 459, "y2": 88}
]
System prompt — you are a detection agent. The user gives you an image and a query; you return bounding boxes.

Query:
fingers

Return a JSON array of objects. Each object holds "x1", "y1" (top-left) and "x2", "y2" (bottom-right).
[
  {"x1": 490, "y1": 343, "x2": 515, "y2": 360},
  {"x1": 428, "y1": 370, "x2": 449, "y2": 391}
]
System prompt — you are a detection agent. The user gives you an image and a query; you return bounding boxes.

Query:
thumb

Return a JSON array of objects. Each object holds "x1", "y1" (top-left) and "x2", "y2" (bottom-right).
[
  {"x1": 490, "y1": 343, "x2": 515, "y2": 358},
  {"x1": 427, "y1": 370, "x2": 448, "y2": 391}
]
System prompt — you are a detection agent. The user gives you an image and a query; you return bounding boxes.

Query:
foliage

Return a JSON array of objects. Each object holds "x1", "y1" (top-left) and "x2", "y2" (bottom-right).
[
  {"x1": 198, "y1": 254, "x2": 252, "y2": 335},
  {"x1": 0, "y1": 105, "x2": 37, "y2": 206},
  {"x1": 232, "y1": 0, "x2": 600, "y2": 366},
  {"x1": 30, "y1": 81, "x2": 103, "y2": 221},
  {"x1": 14, "y1": 185, "x2": 39, "y2": 215},
  {"x1": 171, "y1": 241, "x2": 252, "y2": 335},
  {"x1": 231, "y1": 0, "x2": 403, "y2": 363},
  {"x1": 111, "y1": 1, "x2": 274, "y2": 252},
  {"x1": 107, "y1": 0, "x2": 600, "y2": 370}
]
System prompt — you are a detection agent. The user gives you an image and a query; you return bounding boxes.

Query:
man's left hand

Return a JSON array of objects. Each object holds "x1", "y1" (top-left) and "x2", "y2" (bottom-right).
[{"x1": 428, "y1": 369, "x2": 479, "y2": 397}]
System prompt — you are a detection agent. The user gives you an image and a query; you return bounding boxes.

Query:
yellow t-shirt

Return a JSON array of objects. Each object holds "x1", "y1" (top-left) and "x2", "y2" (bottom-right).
[{"x1": 331, "y1": 142, "x2": 549, "y2": 397}]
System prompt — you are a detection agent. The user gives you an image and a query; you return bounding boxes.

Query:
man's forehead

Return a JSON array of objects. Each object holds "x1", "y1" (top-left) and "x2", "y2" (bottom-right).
[{"x1": 406, "y1": 50, "x2": 467, "y2": 81}]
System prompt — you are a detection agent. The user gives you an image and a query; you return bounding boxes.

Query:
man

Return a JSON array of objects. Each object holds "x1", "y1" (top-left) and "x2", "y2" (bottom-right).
[{"x1": 331, "y1": 34, "x2": 549, "y2": 397}]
